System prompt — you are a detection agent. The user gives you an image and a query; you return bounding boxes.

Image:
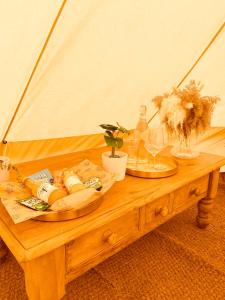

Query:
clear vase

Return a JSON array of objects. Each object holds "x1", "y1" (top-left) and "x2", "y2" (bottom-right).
[{"x1": 171, "y1": 136, "x2": 199, "y2": 159}]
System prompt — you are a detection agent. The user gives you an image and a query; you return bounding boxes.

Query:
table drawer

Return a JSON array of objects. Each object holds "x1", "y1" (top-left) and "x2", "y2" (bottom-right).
[
  {"x1": 66, "y1": 210, "x2": 138, "y2": 272},
  {"x1": 173, "y1": 175, "x2": 209, "y2": 211},
  {"x1": 144, "y1": 175, "x2": 209, "y2": 230},
  {"x1": 145, "y1": 195, "x2": 172, "y2": 229}
]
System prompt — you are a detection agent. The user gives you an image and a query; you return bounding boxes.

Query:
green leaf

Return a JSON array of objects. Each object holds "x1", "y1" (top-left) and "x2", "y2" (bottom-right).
[
  {"x1": 104, "y1": 136, "x2": 123, "y2": 149},
  {"x1": 105, "y1": 130, "x2": 113, "y2": 137},
  {"x1": 99, "y1": 124, "x2": 118, "y2": 131},
  {"x1": 104, "y1": 135, "x2": 115, "y2": 147},
  {"x1": 115, "y1": 137, "x2": 123, "y2": 148},
  {"x1": 116, "y1": 122, "x2": 129, "y2": 134}
]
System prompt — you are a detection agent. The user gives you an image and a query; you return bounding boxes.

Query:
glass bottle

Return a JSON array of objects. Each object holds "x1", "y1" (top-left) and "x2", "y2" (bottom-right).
[
  {"x1": 23, "y1": 178, "x2": 67, "y2": 205},
  {"x1": 134, "y1": 105, "x2": 149, "y2": 167},
  {"x1": 62, "y1": 169, "x2": 85, "y2": 194}
]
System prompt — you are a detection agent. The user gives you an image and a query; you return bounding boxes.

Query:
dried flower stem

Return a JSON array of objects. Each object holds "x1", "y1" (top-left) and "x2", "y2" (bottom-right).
[{"x1": 152, "y1": 80, "x2": 220, "y2": 140}]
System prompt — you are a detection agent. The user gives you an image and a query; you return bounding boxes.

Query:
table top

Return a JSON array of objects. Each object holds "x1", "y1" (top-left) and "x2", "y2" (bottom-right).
[{"x1": 0, "y1": 146, "x2": 225, "y2": 262}]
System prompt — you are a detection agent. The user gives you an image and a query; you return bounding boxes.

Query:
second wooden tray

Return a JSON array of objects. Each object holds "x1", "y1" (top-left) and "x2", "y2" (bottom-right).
[{"x1": 126, "y1": 156, "x2": 178, "y2": 179}]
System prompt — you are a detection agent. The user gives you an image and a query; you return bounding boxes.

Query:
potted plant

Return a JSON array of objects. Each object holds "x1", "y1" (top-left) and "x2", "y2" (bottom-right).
[{"x1": 99, "y1": 123, "x2": 129, "y2": 181}]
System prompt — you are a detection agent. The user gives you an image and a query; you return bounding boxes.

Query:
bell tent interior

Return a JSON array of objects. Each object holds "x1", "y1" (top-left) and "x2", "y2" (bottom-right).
[{"x1": 0, "y1": 1, "x2": 225, "y2": 299}]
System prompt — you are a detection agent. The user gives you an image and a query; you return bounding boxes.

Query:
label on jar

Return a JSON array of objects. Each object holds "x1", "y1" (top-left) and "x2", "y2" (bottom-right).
[
  {"x1": 36, "y1": 183, "x2": 57, "y2": 203},
  {"x1": 65, "y1": 175, "x2": 82, "y2": 190}
]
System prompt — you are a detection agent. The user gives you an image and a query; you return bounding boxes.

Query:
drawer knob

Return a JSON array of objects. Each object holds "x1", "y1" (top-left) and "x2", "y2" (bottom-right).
[
  {"x1": 156, "y1": 206, "x2": 169, "y2": 217},
  {"x1": 190, "y1": 188, "x2": 201, "y2": 196},
  {"x1": 103, "y1": 231, "x2": 118, "y2": 245},
  {"x1": 107, "y1": 233, "x2": 118, "y2": 245}
]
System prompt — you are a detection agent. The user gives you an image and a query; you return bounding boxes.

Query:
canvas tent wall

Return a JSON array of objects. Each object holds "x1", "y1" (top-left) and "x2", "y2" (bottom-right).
[{"x1": 0, "y1": 0, "x2": 224, "y2": 163}]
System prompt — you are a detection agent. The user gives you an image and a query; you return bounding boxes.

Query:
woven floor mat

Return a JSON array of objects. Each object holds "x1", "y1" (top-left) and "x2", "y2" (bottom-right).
[
  {"x1": 0, "y1": 254, "x2": 121, "y2": 300},
  {"x1": 63, "y1": 269, "x2": 122, "y2": 300},
  {"x1": 155, "y1": 181, "x2": 225, "y2": 274},
  {"x1": 0, "y1": 254, "x2": 27, "y2": 300},
  {"x1": 95, "y1": 230, "x2": 225, "y2": 300}
]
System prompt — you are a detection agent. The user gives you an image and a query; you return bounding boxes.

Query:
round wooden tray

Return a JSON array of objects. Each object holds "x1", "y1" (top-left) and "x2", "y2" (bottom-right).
[
  {"x1": 34, "y1": 195, "x2": 104, "y2": 222},
  {"x1": 126, "y1": 157, "x2": 178, "y2": 179}
]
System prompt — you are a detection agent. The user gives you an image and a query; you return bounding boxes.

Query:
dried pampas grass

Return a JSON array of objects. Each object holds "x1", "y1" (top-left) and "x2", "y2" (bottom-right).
[{"x1": 153, "y1": 80, "x2": 220, "y2": 140}]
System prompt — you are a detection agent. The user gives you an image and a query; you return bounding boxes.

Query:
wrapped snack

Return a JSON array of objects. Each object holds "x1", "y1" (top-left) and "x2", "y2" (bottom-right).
[
  {"x1": 84, "y1": 176, "x2": 102, "y2": 191},
  {"x1": 28, "y1": 169, "x2": 53, "y2": 184},
  {"x1": 50, "y1": 188, "x2": 97, "y2": 212},
  {"x1": 18, "y1": 197, "x2": 50, "y2": 211}
]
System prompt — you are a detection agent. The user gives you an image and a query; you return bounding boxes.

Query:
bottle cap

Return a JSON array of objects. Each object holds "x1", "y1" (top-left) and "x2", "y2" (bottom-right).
[{"x1": 140, "y1": 105, "x2": 147, "y2": 116}]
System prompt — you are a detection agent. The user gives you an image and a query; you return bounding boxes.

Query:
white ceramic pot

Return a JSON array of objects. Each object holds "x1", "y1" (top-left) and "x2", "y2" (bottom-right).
[
  {"x1": 0, "y1": 156, "x2": 10, "y2": 183},
  {"x1": 102, "y1": 151, "x2": 128, "y2": 181}
]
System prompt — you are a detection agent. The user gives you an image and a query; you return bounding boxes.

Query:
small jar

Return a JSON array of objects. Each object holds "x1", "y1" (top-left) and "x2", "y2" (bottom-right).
[{"x1": 0, "y1": 156, "x2": 10, "y2": 183}]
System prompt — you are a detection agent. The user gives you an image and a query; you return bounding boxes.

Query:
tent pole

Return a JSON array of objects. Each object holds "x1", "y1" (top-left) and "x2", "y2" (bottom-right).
[
  {"x1": 148, "y1": 21, "x2": 225, "y2": 124},
  {"x1": 1, "y1": 0, "x2": 68, "y2": 146},
  {"x1": 177, "y1": 22, "x2": 225, "y2": 88}
]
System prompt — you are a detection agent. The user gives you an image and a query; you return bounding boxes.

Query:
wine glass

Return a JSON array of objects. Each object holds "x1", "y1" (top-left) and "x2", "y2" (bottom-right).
[{"x1": 144, "y1": 125, "x2": 168, "y2": 170}]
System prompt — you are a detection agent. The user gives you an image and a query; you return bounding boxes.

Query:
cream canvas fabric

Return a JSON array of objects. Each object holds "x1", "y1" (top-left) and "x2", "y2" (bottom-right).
[{"x1": 0, "y1": 0, "x2": 224, "y2": 161}]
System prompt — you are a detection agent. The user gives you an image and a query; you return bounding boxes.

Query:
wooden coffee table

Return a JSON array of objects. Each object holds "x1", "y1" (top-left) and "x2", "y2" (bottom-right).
[{"x1": 0, "y1": 148, "x2": 224, "y2": 300}]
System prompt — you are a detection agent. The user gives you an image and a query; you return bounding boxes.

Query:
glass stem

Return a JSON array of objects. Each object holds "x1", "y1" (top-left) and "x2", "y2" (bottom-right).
[{"x1": 153, "y1": 154, "x2": 156, "y2": 169}]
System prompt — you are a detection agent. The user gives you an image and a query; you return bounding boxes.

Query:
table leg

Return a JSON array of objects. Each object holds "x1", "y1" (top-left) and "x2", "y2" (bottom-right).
[
  {"x1": 23, "y1": 246, "x2": 65, "y2": 300},
  {"x1": 0, "y1": 238, "x2": 8, "y2": 263},
  {"x1": 197, "y1": 169, "x2": 220, "y2": 229}
]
